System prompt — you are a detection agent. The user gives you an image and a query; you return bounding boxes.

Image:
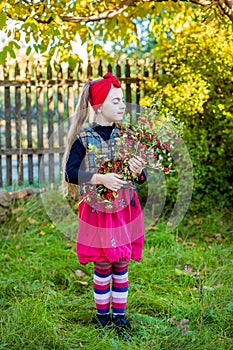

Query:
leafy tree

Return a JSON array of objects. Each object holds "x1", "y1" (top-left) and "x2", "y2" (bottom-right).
[
  {"x1": 0, "y1": 0, "x2": 233, "y2": 66},
  {"x1": 140, "y1": 6, "x2": 233, "y2": 207}
]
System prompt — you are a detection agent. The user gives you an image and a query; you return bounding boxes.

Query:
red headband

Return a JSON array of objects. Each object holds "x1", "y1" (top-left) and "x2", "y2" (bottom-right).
[{"x1": 89, "y1": 72, "x2": 121, "y2": 111}]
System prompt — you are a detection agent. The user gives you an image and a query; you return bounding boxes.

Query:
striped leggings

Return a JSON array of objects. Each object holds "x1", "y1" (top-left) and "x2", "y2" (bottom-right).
[{"x1": 93, "y1": 261, "x2": 128, "y2": 315}]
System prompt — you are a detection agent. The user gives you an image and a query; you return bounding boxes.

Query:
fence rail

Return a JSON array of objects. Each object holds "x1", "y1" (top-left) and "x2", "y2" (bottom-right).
[{"x1": 0, "y1": 59, "x2": 158, "y2": 188}]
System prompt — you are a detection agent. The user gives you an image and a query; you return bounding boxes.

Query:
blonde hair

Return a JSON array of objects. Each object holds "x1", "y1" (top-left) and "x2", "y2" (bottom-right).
[{"x1": 62, "y1": 82, "x2": 90, "y2": 198}]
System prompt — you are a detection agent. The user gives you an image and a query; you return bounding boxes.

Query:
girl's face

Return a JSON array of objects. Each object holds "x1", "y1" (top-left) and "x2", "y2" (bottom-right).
[{"x1": 98, "y1": 87, "x2": 126, "y2": 125}]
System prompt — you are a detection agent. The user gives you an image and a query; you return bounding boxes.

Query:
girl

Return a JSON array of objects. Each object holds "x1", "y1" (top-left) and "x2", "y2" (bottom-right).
[{"x1": 63, "y1": 73, "x2": 146, "y2": 336}]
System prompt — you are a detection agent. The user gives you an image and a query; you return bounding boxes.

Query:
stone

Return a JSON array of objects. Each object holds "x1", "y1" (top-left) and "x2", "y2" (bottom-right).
[{"x1": 0, "y1": 189, "x2": 12, "y2": 207}]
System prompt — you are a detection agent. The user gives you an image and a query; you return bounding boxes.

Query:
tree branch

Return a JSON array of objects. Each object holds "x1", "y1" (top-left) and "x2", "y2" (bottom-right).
[
  {"x1": 60, "y1": 0, "x2": 223, "y2": 24},
  {"x1": 218, "y1": 0, "x2": 233, "y2": 21},
  {"x1": 4, "y1": 0, "x2": 233, "y2": 24},
  {"x1": 61, "y1": 0, "x2": 136, "y2": 23}
]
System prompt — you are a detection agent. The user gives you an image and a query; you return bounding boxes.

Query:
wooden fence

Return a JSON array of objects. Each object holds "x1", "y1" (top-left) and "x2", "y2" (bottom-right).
[{"x1": 0, "y1": 59, "x2": 158, "y2": 188}]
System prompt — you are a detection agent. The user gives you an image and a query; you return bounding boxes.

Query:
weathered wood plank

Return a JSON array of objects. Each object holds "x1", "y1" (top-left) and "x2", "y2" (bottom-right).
[
  {"x1": 26, "y1": 60, "x2": 33, "y2": 184},
  {"x1": 0, "y1": 147, "x2": 65, "y2": 156},
  {"x1": 57, "y1": 64, "x2": 64, "y2": 178},
  {"x1": 4, "y1": 65, "x2": 12, "y2": 186},
  {"x1": 36, "y1": 61, "x2": 45, "y2": 184},
  {"x1": 15, "y1": 62, "x2": 23, "y2": 186},
  {"x1": 67, "y1": 66, "x2": 74, "y2": 128},
  {"x1": 136, "y1": 61, "x2": 141, "y2": 116},
  {"x1": 47, "y1": 63, "x2": 55, "y2": 184},
  {"x1": 125, "y1": 59, "x2": 132, "y2": 122}
]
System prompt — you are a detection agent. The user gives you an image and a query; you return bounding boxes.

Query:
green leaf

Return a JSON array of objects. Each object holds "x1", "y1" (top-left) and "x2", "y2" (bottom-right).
[
  {"x1": 54, "y1": 60, "x2": 61, "y2": 72},
  {"x1": 0, "y1": 13, "x2": 7, "y2": 30},
  {"x1": 8, "y1": 47, "x2": 16, "y2": 59},
  {"x1": 68, "y1": 54, "x2": 78, "y2": 70},
  {"x1": 0, "y1": 50, "x2": 7, "y2": 65},
  {"x1": 26, "y1": 46, "x2": 32, "y2": 56}
]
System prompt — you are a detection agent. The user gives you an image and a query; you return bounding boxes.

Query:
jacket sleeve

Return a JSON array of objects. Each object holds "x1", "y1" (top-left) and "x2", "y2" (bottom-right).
[{"x1": 65, "y1": 138, "x2": 95, "y2": 185}]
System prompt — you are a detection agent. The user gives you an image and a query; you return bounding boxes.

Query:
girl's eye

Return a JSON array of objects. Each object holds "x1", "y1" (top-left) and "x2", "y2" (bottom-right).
[{"x1": 112, "y1": 98, "x2": 124, "y2": 104}]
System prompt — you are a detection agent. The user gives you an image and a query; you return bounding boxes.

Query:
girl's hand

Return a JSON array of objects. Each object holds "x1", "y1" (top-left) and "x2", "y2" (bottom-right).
[
  {"x1": 128, "y1": 157, "x2": 143, "y2": 176},
  {"x1": 92, "y1": 173, "x2": 128, "y2": 192}
]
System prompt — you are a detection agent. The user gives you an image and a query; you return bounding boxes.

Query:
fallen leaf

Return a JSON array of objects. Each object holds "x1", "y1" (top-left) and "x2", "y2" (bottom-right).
[
  {"x1": 147, "y1": 247, "x2": 154, "y2": 254},
  {"x1": 38, "y1": 231, "x2": 46, "y2": 235},
  {"x1": 28, "y1": 217, "x2": 37, "y2": 224},
  {"x1": 194, "y1": 218, "x2": 204, "y2": 225},
  {"x1": 167, "y1": 316, "x2": 189, "y2": 333},
  {"x1": 146, "y1": 225, "x2": 156, "y2": 231},
  {"x1": 186, "y1": 242, "x2": 196, "y2": 248},
  {"x1": 204, "y1": 236, "x2": 212, "y2": 242},
  {"x1": 213, "y1": 233, "x2": 223, "y2": 242},
  {"x1": 175, "y1": 268, "x2": 184, "y2": 276},
  {"x1": 12, "y1": 207, "x2": 23, "y2": 214},
  {"x1": 67, "y1": 243, "x2": 76, "y2": 247},
  {"x1": 76, "y1": 280, "x2": 88, "y2": 286},
  {"x1": 75, "y1": 269, "x2": 87, "y2": 278},
  {"x1": 180, "y1": 319, "x2": 189, "y2": 326}
]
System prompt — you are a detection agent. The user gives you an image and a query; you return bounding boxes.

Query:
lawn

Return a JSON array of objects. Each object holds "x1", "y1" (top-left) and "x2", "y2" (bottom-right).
[{"x1": 0, "y1": 196, "x2": 232, "y2": 349}]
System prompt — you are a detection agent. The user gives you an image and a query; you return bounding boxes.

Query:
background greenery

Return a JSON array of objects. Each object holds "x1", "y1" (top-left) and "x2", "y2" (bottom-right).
[
  {"x1": 0, "y1": 197, "x2": 232, "y2": 349},
  {"x1": 138, "y1": 7, "x2": 233, "y2": 210}
]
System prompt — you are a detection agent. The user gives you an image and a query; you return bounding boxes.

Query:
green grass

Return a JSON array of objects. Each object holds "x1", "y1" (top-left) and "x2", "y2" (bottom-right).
[{"x1": 0, "y1": 197, "x2": 232, "y2": 349}]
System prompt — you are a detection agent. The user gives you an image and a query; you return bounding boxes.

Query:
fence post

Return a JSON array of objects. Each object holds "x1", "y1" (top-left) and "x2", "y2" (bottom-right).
[
  {"x1": 77, "y1": 62, "x2": 83, "y2": 105},
  {"x1": 125, "y1": 59, "x2": 132, "y2": 121},
  {"x1": 87, "y1": 60, "x2": 93, "y2": 78},
  {"x1": 4, "y1": 65, "x2": 12, "y2": 186},
  {"x1": 143, "y1": 60, "x2": 149, "y2": 98},
  {"x1": 26, "y1": 60, "x2": 34, "y2": 184},
  {"x1": 68, "y1": 65, "x2": 74, "y2": 127},
  {"x1": 107, "y1": 63, "x2": 112, "y2": 73},
  {"x1": 47, "y1": 62, "x2": 55, "y2": 184},
  {"x1": 136, "y1": 61, "x2": 141, "y2": 116},
  {"x1": 15, "y1": 61, "x2": 23, "y2": 186},
  {"x1": 36, "y1": 60, "x2": 45, "y2": 184},
  {"x1": 57, "y1": 63, "x2": 64, "y2": 178},
  {"x1": 98, "y1": 60, "x2": 103, "y2": 77},
  {"x1": 116, "y1": 62, "x2": 121, "y2": 79}
]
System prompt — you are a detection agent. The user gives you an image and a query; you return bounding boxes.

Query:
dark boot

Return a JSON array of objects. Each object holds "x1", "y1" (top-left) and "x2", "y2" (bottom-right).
[
  {"x1": 91, "y1": 313, "x2": 112, "y2": 328},
  {"x1": 112, "y1": 314, "x2": 131, "y2": 341}
]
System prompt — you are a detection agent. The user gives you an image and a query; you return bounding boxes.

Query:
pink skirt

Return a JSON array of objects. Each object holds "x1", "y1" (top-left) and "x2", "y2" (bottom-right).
[{"x1": 76, "y1": 188, "x2": 144, "y2": 264}]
